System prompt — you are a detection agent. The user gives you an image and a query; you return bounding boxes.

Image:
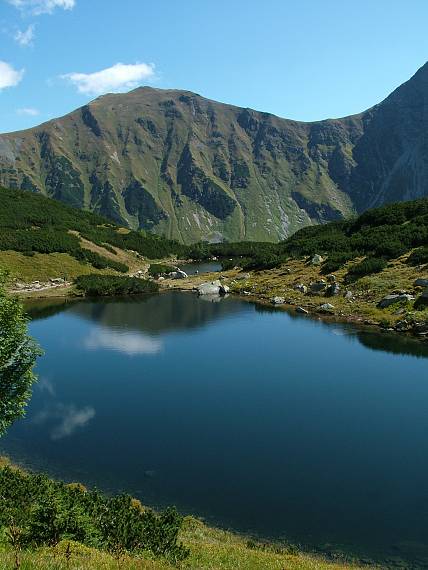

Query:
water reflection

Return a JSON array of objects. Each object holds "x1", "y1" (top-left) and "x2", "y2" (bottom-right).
[
  {"x1": 84, "y1": 327, "x2": 163, "y2": 356},
  {"x1": 26, "y1": 291, "x2": 243, "y2": 336},
  {"x1": 34, "y1": 403, "x2": 96, "y2": 441}
]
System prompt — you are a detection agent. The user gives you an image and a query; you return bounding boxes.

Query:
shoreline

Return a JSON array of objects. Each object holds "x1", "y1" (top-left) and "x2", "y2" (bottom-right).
[
  {"x1": 0, "y1": 455, "x2": 382, "y2": 568},
  {"x1": 11, "y1": 269, "x2": 428, "y2": 344}
]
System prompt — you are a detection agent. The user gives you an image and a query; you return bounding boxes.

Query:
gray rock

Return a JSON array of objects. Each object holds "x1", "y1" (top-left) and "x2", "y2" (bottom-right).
[
  {"x1": 219, "y1": 284, "x2": 230, "y2": 295},
  {"x1": 296, "y1": 306, "x2": 309, "y2": 314},
  {"x1": 395, "y1": 320, "x2": 412, "y2": 332},
  {"x1": 310, "y1": 280, "x2": 327, "y2": 293},
  {"x1": 294, "y1": 283, "x2": 307, "y2": 294},
  {"x1": 319, "y1": 303, "x2": 334, "y2": 312},
  {"x1": 414, "y1": 278, "x2": 428, "y2": 287},
  {"x1": 344, "y1": 290, "x2": 354, "y2": 300},
  {"x1": 271, "y1": 296, "x2": 285, "y2": 305},
  {"x1": 377, "y1": 294, "x2": 414, "y2": 308},
  {"x1": 167, "y1": 269, "x2": 188, "y2": 279},
  {"x1": 326, "y1": 283, "x2": 340, "y2": 296},
  {"x1": 197, "y1": 281, "x2": 221, "y2": 296},
  {"x1": 311, "y1": 254, "x2": 323, "y2": 265},
  {"x1": 235, "y1": 273, "x2": 250, "y2": 281}
]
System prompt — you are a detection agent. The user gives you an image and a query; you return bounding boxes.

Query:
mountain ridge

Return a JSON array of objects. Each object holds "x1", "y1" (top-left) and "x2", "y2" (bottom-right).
[{"x1": 1, "y1": 62, "x2": 427, "y2": 243}]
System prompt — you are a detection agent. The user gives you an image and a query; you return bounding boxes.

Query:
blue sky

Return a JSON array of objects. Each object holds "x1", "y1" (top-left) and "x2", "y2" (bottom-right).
[{"x1": 1, "y1": 0, "x2": 427, "y2": 133}]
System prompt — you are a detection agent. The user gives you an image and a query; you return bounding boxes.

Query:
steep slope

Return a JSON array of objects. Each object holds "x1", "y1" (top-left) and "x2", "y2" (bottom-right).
[{"x1": 0, "y1": 62, "x2": 427, "y2": 243}]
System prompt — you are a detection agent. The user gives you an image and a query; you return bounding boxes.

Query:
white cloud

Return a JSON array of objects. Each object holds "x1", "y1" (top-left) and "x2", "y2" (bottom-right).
[
  {"x1": 84, "y1": 328, "x2": 162, "y2": 356},
  {"x1": 61, "y1": 62, "x2": 155, "y2": 96},
  {"x1": 0, "y1": 61, "x2": 24, "y2": 90},
  {"x1": 14, "y1": 24, "x2": 35, "y2": 46},
  {"x1": 8, "y1": 0, "x2": 75, "y2": 15},
  {"x1": 17, "y1": 107, "x2": 40, "y2": 115}
]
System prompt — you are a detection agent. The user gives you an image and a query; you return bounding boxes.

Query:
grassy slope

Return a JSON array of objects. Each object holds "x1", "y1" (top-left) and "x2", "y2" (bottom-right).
[
  {"x1": 0, "y1": 186, "x2": 185, "y2": 283},
  {"x1": 0, "y1": 538, "x2": 372, "y2": 570}
]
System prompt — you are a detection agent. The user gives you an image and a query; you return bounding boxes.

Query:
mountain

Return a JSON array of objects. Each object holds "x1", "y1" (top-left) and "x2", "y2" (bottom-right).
[{"x1": 1, "y1": 62, "x2": 428, "y2": 243}]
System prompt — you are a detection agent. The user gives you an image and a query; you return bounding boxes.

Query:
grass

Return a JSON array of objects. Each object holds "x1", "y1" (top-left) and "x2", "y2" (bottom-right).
[
  {"x1": 0, "y1": 251, "x2": 103, "y2": 282},
  {"x1": 0, "y1": 524, "x2": 374, "y2": 570}
]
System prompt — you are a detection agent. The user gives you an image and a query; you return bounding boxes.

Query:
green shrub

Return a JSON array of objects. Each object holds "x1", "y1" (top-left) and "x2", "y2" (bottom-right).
[
  {"x1": 0, "y1": 466, "x2": 189, "y2": 562},
  {"x1": 347, "y1": 257, "x2": 387, "y2": 279},
  {"x1": 321, "y1": 252, "x2": 356, "y2": 274},
  {"x1": 148, "y1": 263, "x2": 176, "y2": 277},
  {"x1": 75, "y1": 249, "x2": 129, "y2": 273},
  {"x1": 74, "y1": 275, "x2": 159, "y2": 296},
  {"x1": 406, "y1": 246, "x2": 428, "y2": 266}
]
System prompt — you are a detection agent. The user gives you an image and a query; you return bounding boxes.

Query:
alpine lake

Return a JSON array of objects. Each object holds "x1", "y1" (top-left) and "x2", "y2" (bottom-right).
[{"x1": 2, "y1": 270, "x2": 428, "y2": 567}]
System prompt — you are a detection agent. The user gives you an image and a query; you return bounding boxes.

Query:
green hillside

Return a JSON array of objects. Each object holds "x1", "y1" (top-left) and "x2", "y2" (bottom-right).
[{"x1": 0, "y1": 186, "x2": 189, "y2": 282}]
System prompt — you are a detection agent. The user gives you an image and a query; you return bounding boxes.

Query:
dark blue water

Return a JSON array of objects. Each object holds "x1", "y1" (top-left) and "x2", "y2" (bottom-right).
[
  {"x1": 2, "y1": 292, "x2": 428, "y2": 564},
  {"x1": 179, "y1": 261, "x2": 222, "y2": 275}
]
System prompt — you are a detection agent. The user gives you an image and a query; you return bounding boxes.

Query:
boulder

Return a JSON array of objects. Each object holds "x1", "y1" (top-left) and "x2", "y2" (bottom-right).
[
  {"x1": 167, "y1": 269, "x2": 188, "y2": 279},
  {"x1": 344, "y1": 290, "x2": 354, "y2": 300},
  {"x1": 310, "y1": 280, "x2": 327, "y2": 293},
  {"x1": 197, "y1": 280, "x2": 221, "y2": 296},
  {"x1": 296, "y1": 306, "x2": 309, "y2": 314},
  {"x1": 377, "y1": 294, "x2": 414, "y2": 308},
  {"x1": 294, "y1": 283, "x2": 307, "y2": 294},
  {"x1": 271, "y1": 296, "x2": 285, "y2": 305},
  {"x1": 415, "y1": 287, "x2": 428, "y2": 308},
  {"x1": 219, "y1": 284, "x2": 230, "y2": 295},
  {"x1": 414, "y1": 278, "x2": 428, "y2": 287},
  {"x1": 326, "y1": 283, "x2": 340, "y2": 296},
  {"x1": 235, "y1": 273, "x2": 250, "y2": 281},
  {"x1": 311, "y1": 254, "x2": 323, "y2": 265},
  {"x1": 319, "y1": 303, "x2": 334, "y2": 312},
  {"x1": 395, "y1": 320, "x2": 412, "y2": 332}
]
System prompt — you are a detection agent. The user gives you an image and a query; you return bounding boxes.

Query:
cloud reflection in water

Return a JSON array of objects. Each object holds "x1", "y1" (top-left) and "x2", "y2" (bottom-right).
[
  {"x1": 84, "y1": 327, "x2": 162, "y2": 356},
  {"x1": 33, "y1": 403, "x2": 96, "y2": 441}
]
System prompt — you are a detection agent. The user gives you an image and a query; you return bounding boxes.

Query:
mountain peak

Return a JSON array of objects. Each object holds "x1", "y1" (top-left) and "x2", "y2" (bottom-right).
[{"x1": 1, "y1": 63, "x2": 428, "y2": 243}]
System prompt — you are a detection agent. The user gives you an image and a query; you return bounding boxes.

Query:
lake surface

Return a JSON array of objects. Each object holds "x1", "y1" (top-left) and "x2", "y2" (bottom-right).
[
  {"x1": 2, "y1": 291, "x2": 428, "y2": 565},
  {"x1": 179, "y1": 260, "x2": 222, "y2": 275}
]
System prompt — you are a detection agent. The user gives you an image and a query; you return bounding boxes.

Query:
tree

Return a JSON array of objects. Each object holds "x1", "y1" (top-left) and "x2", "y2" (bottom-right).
[{"x1": 0, "y1": 270, "x2": 41, "y2": 437}]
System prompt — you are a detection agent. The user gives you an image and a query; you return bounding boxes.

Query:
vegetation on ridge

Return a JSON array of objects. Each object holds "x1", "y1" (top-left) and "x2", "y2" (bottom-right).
[
  {"x1": 191, "y1": 198, "x2": 428, "y2": 278},
  {"x1": 0, "y1": 186, "x2": 189, "y2": 271}
]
